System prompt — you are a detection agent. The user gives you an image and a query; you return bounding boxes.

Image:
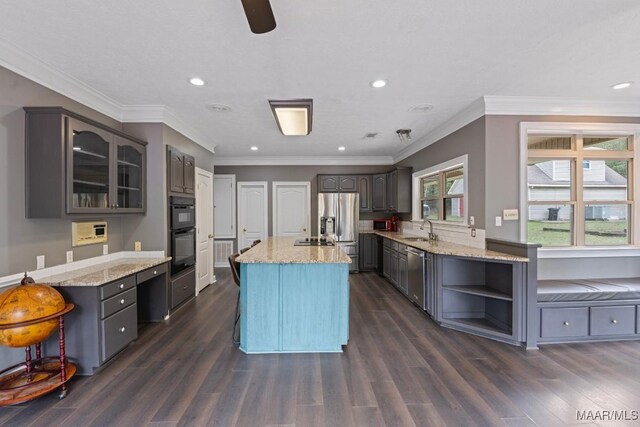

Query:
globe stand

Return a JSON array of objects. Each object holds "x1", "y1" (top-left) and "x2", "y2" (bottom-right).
[{"x1": 0, "y1": 304, "x2": 76, "y2": 406}]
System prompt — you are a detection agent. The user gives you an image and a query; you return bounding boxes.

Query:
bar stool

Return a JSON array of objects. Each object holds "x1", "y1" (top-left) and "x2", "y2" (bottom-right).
[
  {"x1": 240, "y1": 247, "x2": 250, "y2": 254},
  {"x1": 251, "y1": 239, "x2": 261, "y2": 247},
  {"x1": 228, "y1": 253, "x2": 241, "y2": 345}
]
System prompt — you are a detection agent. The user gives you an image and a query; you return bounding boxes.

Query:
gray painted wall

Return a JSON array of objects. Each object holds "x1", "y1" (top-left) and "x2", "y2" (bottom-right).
[
  {"x1": 485, "y1": 114, "x2": 640, "y2": 279},
  {"x1": 214, "y1": 165, "x2": 391, "y2": 247},
  {"x1": 395, "y1": 117, "x2": 486, "y2": 228}
]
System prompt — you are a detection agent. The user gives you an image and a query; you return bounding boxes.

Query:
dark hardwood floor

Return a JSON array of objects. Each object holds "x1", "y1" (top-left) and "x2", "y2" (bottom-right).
[{"x1": 2, "y1": 270, "x2": 640, "y2": 426}]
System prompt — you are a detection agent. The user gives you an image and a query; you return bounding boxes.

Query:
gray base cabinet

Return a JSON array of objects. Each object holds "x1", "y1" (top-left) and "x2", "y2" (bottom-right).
[
  {"x1": 359, "y1": 234, "x2": 378, "y2": 271},
  {"x1": 171, "y1": 268, "x2": 196, "y2": 310},
  {"x1": 45, "y1": 262, "x2": 169, "y2": 375},
  {"x1": 397, "y1": 248, "x2": 408, "y2": 295}
]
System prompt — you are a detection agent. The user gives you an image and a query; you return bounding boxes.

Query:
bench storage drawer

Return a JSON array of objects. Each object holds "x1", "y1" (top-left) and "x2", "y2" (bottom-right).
[
  {"x1": 590, "y1": 306, "x2": 636, "y2": 336},
  {"x1": 540, "y1": 307, "x2": 588, "y2": 338}
]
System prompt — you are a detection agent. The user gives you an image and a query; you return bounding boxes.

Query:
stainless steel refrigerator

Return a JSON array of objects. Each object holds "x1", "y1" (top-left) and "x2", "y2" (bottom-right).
[{"x1": 318, "y1": 193, "x2": 359, "y2": 272}]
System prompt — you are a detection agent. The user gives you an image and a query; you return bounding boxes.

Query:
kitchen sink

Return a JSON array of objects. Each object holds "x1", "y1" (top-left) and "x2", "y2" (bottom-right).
[{"x1": 402, "y1": 237, "x2": 430, "y2": 242}]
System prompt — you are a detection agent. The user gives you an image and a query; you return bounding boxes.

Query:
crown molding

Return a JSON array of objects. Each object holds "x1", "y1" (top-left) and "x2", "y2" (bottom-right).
[
  {"x1": 484, "y1": 95, "x2": 640, "y2": 117},
  {"x1": 213, "y1": 156, "x2": 394, "y2": 166},
  {"x1": 0, "y1": 37, "x2": 215, "y2": 151},
  {"x1": 393, "y1": 97, "x2": 486, "y2": 163}
]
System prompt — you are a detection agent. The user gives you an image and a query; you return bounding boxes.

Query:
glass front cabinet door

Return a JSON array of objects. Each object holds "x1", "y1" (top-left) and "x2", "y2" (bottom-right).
[
  {"x1": 115, "y1": 137, "x2": 145, "y2": 212},
  {"x1": 66, "y1": 118, "x2": 146, "y2": 214}
]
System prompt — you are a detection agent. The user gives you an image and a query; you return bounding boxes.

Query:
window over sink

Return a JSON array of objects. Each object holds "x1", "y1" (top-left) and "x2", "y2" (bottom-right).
[{"x1": 412, "y1": 155, "x2": 468, "y2": 225}]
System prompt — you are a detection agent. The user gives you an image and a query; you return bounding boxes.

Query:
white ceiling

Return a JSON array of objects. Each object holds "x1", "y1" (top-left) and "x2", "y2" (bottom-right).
[{"x1": 0, "y1": 0, "x2": 639, "y2": 162}]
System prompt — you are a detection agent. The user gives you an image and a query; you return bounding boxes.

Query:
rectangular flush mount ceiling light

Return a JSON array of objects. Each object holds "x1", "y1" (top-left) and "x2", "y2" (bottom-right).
[{"x1": 268, "y1": 99, "x2": 313, "y2": 135}]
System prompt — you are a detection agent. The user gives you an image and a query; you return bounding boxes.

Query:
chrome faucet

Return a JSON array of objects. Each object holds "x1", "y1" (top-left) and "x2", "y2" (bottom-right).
[{"x1": 420, "y1": 219, "x2": 438, "y2": 241}]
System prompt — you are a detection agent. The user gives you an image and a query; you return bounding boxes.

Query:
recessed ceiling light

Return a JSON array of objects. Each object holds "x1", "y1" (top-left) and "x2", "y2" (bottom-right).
[
  {"x1": 409, "y1": 104, "x2": 435, "y2": 113},
  {"x1": 338, "y1": 146, "x2": 346, "y2": 151},
  {"x1": 205, "y1": 103, "x2": 231, "y2": 112},
  {"x1": 189, "y1": 77, "x2": 205, "y2": 86},
  {"x1": 370, "y1": 79, "x2": 387, "y2": 88},
  {"x1": 611, "y1": 81, "x2": 633, "y2": 90},
  {"x1": 250, "y1": 146, "x2": 259, "y2": 151}
]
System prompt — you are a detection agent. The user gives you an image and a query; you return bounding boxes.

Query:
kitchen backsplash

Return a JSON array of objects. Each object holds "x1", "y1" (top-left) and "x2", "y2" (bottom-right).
[{"x1": 359, "y1": 220, "x2": 485, "y2": 249}]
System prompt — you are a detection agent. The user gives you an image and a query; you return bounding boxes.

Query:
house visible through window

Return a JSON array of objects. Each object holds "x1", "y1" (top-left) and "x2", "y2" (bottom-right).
[
  {"x1": 419, "y1": 166, "x2": 465, "y2": 222},
  {"x1": 527, "y1": 134, "x2": 633, "y2": 247}
]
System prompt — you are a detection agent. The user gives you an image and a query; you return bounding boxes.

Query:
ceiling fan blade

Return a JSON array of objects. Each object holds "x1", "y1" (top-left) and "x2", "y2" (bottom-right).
[{"x1": 241, "y1": 0, "x2": 277, "y2": 34}]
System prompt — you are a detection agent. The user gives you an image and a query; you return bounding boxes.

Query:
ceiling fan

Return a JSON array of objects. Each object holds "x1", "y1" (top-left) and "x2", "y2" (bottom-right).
[{"x1": 241, "y1": 0, "x2": 277, "y2": 34}]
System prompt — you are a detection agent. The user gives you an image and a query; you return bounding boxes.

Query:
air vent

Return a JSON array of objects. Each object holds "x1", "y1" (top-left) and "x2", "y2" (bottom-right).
[
  {"x1": 363, "y1": 132, "x2": 378, "y2": 139},
  {"x1": 206, "y1": 104, "x2": 232, "y2": 113},
  {"x1": 409, "y1": 104, "x2": 435, "y2": 113},
  {"x1": 215, "y1": 240, "x2": 235, "y2": 267}
]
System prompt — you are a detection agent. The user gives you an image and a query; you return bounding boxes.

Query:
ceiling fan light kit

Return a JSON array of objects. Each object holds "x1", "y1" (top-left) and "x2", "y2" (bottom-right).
[
  {"x1": 241, "y1": 0, "x2": 277, "y2": 34},
  {"x1": 269, "y1": 99, "x2": 313, "y2": 136}
]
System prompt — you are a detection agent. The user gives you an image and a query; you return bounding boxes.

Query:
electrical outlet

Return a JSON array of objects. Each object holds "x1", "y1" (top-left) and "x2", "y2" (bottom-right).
[
  {"x1": 495, "y1": 216, "x2": 502, "y2": 227},
  {"x1": 103, "y1": 244, "x2": 109, "y2": 255},
  {"x1": 471, "y1": 228, "x2": 477, "y2": 238},
  {"x1": 134, "y1": 241, "x2": 142, "y2": 252},
  {"x1": 36, "y1": 255, "x2": 45, "y2": 270},
  {"x1": 66, "y1": 250, "x2": 73, "y2": 263},
  {"x1": 469, "y1": 216, "x2": 475, "y2": 226}
]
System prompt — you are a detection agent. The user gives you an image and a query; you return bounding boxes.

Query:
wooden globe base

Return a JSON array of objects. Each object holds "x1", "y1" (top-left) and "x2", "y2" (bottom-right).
[{"x1": 0, "y1": 358, "x2": 76, "y2": 405}]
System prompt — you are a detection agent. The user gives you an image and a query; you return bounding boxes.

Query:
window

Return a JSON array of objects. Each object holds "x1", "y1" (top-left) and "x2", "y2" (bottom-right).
[
  {"x1": 527, "y1": 133, "x2": 634, "y2": 247},
  {"x1": 416, "y1": 160, "x2": 466, "y2": 223}
]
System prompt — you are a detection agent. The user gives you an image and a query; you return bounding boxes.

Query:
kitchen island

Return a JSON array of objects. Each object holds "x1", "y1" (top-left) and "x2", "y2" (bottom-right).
[{"x1": 236, "y1": 237, "x2": 351, "y2": 354}]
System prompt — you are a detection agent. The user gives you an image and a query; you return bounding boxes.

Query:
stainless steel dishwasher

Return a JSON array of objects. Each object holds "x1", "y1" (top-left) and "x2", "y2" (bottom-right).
[{"x1": 407, "y1": 247, "x2": 426, "y2": 309}]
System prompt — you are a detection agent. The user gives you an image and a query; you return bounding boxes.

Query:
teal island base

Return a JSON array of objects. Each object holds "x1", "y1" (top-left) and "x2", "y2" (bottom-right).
[{"x1": 240, "y1": 262, "x2": 349, "y2": 353}]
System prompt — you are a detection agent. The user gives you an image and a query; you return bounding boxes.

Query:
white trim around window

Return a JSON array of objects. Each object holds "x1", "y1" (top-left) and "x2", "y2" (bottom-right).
[
  {"x1": 519, "y1": 121, "x2": 640, "y2": 256},
  {"x1": 411, "y1": 154, "x2": 469, "y2": 226}
]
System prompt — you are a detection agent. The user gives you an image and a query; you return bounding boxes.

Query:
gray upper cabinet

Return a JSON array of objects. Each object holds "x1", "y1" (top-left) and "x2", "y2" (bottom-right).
[
  {"x1": 357, "y1": 175, "x2": 372, "y2": 212},
  {"x1": 25, "y1": 107, "x2": 147, "y2": 218},
  {"x1": 168, "y1": 146, "x2": 195, "y2": 195},
  {"x1": 386, "y1": 168, "x2": 412, "y2": 213},
  {"x1": 317, "y1": 175, "x2": 357, "y2": 193},
  {"x1": 372, "y1": 174, "x2": 387, "y2": 211}
]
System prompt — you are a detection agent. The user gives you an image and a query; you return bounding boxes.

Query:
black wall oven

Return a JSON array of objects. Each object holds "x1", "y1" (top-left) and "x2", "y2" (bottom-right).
[{"x1": 169, "y1": 196, "x2": 196, "y2": 275}]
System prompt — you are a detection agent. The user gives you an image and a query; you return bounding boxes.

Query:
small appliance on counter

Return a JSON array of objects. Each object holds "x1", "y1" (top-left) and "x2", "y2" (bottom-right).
[{"x1": 373, "y1": 215, "x2": 399, "y2": 232}]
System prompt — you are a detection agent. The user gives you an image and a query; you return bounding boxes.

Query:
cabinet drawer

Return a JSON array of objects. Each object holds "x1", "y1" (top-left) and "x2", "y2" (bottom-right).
[
  {"x1": 100, "y1": 275, "x2": 136, "y2": 300},
  {"x1": 137, "y1": 263, "x2": 167, "y2": 284},
  {"x1": 390, "y1": 241, "x2": 399, "y2": 251},
  {"x1": 398, "y1": 243, "x2": 407, "y2": 254},
  {"x1": 101, "y1": 288, "x2": 137, "y2": 319},
  {"x1": 540, "y1": 307, "x2": 588, "y2": 338},
  {"x1": 171, "y1": 270, "x2": 195, "y2": 309},
  {"x1": 590, "y1": 306, "x2": 636, "y2": 336},
  {"x1": 383, "y1": 238, "x2": 391, "y2": 248},
  {"x1": 101, "y1": 303, "x2": 137, "y2": 362}
]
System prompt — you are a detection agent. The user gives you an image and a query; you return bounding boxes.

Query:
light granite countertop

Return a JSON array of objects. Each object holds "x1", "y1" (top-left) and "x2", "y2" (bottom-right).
[
  {"x1": 38, "y1": 257, "x2": 171, "y2": 287},
  {"x1": 374, "y1": 231, "x2": 529, "y2": 262},
  {"x1": 236, "y1": 237, "x2": 351, "y2": 264}
]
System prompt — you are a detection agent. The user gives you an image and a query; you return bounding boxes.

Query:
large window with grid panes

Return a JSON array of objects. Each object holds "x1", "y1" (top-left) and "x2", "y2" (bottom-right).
[{"x1": 527, "y1": 133, "x2": 634, "y2": 247}]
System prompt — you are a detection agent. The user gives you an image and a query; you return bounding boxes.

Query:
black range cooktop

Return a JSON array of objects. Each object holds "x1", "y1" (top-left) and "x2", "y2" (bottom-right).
[{"x1": 293, "y1": 237, "x2": 335, "y2": 246}]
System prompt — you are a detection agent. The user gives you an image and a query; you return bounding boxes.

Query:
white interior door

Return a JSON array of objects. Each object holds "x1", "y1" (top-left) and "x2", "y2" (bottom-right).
[
  {"x1": 214, "y1": 175, "x2": 236, "y2": 239},
  {"x1": 237, "y1": 182, "x2": 268, "y2": 250},
  {"x1": 196, "y1": 168, "x2": 214, "y2": 295},
  {"x1": 273, "y1": 182, "x2": 310, "y2": 238}
]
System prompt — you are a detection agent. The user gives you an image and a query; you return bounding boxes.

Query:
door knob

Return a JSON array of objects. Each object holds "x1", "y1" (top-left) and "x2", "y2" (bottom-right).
[
  {"x1": 243, "y1": 228, "x2": 247, "y2": 232},
  {"x1": 208, "y1": 234, "x2": 214, "y2": 239},
  {"x1": 303, "y1": 228, "x2": 307, "y2": 232}
]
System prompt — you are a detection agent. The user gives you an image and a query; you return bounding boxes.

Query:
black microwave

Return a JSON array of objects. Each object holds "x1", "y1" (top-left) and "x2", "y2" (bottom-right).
[{"x1": 170, "y1": 196, "x2": 195, "y2": 230}]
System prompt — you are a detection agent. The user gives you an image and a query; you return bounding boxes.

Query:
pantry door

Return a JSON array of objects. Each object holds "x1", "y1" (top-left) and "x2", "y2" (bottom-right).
[
  {"x1": 237, "y1": 182, "x2": 268, "y2": 250},
  {"x1": 273, "y1": 182, "x2": 310, "y2": 238}
]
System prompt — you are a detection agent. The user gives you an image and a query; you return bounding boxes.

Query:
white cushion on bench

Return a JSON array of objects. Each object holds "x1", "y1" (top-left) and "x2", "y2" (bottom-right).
[{"x1": 538, "y1": 278, "x2": 640, "y2": 302}]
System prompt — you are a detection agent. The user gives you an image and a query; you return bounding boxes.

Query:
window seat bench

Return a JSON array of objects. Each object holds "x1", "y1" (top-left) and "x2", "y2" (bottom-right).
[{"x1": 537, "y1": 278, "x2": 640, "y2": 344}]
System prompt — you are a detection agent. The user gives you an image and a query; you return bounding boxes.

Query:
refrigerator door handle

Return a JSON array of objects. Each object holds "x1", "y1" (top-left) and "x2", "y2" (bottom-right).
[{"x1": 336, "y1": 197, "x2": 341, "y2": 237}]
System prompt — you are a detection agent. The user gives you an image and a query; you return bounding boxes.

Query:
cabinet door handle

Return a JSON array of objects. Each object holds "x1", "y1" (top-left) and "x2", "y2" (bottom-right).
[
  {"x1": 120, "y1": 299, "x2": 125, "y2": 305},
  {"x1": 153, "y1": 270, "x2": 157, "y2": 275},
  {"x1": 563, "y1": 321, "x2": 570, "y2": 326},
  {"x1": 120, "y1": 327, "x2": 126, "y2": 333},
  {"x1": 183, "y1": 285, "x2": 187, "y2": 290},
  {"x1": 119, "y1": 284, "x2": 125, "y2": 289},
  {"x1": 611, "y1": 319, "x2": 618, "y2": 324}
]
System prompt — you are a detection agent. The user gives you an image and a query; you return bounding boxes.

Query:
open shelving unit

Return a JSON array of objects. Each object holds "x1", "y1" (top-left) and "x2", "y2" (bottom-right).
[{"x1": 438, "y1": 255, "x2": 523, "y2": 340}]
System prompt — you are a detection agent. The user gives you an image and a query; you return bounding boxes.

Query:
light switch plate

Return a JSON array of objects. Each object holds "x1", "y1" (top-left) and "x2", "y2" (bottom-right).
[
  {"x1": 66, "y1": 250, "x2": 73, "y2": 263},
  {"x1": 134, "y1": 241, "x2": 142, "y2": 252},
  {"x1": 36, "y1": 255, "x2": 45, "y2": 270},
  {"x1": 103, "y1": 244, "x2": 109, "y2": 255},
  {"x1": 495, "y1": 216, "x2": 502, "y2": 227},
  {"x1": 503, "y1": 209, "x2": 519, "y2": 221},
  {"x1": 470, "y1": 216, "x2": 475, "y2": 226}
]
